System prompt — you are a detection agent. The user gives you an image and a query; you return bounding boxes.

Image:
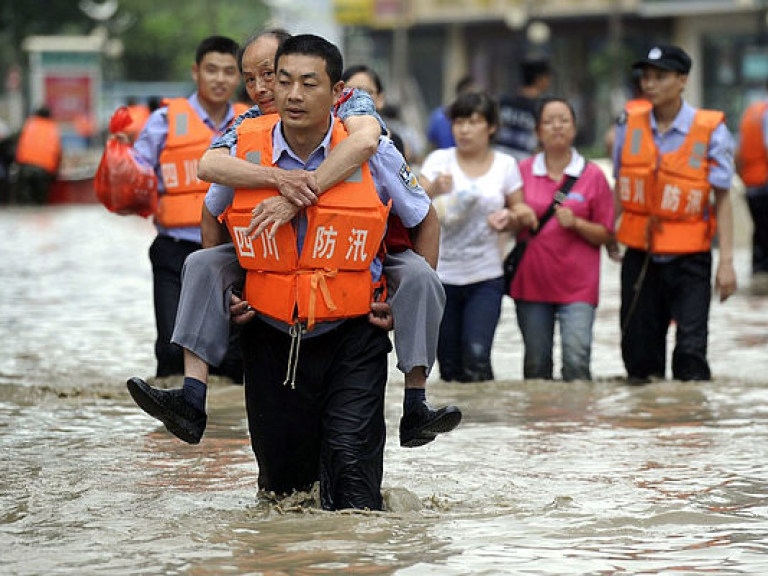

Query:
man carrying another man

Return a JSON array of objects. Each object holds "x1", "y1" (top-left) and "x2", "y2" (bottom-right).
[
  {"x1": 222, "y1": 34, "x2": 440, "y2": 509},
  {"x1": 128, "y1": 30, "x2": 460, "y2": 452}
]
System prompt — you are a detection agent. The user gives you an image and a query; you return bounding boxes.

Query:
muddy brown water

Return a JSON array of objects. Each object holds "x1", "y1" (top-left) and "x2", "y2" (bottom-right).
[{"x1": 2, "y1": 206, "x2": 768, "y2": 575}]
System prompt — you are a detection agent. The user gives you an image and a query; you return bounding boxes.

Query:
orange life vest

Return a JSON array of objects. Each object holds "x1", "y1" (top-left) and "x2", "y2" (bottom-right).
[
  {"x1": 224, "y1": 114, "x2": 390, "y2": 329},
  {"x1": 737, "y1": 100, "x2": 768, "y2": 187},
  {"x1": 233, "y1": 102, "x2": 251, "y2": 117},
  {"x1": 15, "y1": 116, "x2": 61, "y2": 174},
  {"x1": 616, "y1": 102, "x2": 722, "y2": 254},
  {"x1": 155, "y1": 98, "x2": 219, "y2": 228}
]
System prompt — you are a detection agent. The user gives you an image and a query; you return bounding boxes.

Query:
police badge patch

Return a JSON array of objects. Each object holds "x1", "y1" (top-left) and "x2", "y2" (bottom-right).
[{"x1": 398, "y1": 162, "x2": 419, "y2": 190}]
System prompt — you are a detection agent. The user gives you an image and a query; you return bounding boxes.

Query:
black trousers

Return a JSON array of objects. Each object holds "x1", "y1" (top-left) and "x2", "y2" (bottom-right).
[
  {"x1": 14, "y1": 164, "x2": 54, "y2": 204},
  {"x1": 746, "y1": 189, "x2": 768, "y2": 274},
  {"x1": 241, "y1": 316, "x2": 392, "y2": 511},
  {"x1": 620, "y1": 248, "x2": 712, "y2": 381},
  {"x1": 149, "y1": 235, "x2": 242, "y2": 380}
]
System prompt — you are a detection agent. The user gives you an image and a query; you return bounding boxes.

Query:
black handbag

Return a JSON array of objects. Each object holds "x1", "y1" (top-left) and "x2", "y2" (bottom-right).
[
  {"x1": 503, "y1": 168, "x2": 584, "y2": 295},
  {"x1": 502, "y1": 239, "x2": 528, "y2": 293}
]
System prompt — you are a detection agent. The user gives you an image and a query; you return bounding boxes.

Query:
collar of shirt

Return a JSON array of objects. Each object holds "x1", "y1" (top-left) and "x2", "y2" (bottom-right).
[
  {"x1": 271, "y1": 114, "x2": 335, "y2": 168},
  {"x1": 649, "y1": 98, "x2": 695, "y2": 137},
  {"x1": 188, "y1": 92, "x2": 237, "y2": 133},
  {"x1": 531, "y1": 147, "x2": 585, "y2": 177}
]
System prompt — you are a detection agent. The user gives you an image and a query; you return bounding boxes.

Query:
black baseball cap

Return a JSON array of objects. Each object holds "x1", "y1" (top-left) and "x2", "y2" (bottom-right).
[{"x1": 632, "y1": 45, "x2": 692, "y2": 74}]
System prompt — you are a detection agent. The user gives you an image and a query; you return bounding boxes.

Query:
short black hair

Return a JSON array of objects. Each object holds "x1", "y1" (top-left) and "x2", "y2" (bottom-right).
[
  {"x1": 448, "y1": 91, "x2": 499, "y2": 128},
  {"x1": 534, "y1": 96, "x2": 577, "y2": 129},
  {"x1": 195, "y1": 35, "x2": 239, "y2": 65},
  {"x1": 521, "y1": 60, "x2": 551, "y2": 87},
  {"x1": 274, "y1": 34, "x2": 343, "y2": 85},
  {"x1": 238, "y1": 28, "x2": 291, "y2": 74},
  {"x1": 341, "y1": 64, "x2": 383, "y2": 94},
  {"x1": 456, "y1": 75, "x2": 476, "y2": 95}
]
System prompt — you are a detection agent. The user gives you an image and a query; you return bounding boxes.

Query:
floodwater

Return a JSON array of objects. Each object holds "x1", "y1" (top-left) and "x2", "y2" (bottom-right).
[{"x1": 2, "y1": 205, "x2": 768, "y2": 575}]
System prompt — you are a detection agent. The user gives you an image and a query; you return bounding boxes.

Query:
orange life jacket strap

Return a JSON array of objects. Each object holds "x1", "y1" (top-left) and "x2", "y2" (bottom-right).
[{"x1": 306, "y1": 269, "x2": 338, "y2": 330}]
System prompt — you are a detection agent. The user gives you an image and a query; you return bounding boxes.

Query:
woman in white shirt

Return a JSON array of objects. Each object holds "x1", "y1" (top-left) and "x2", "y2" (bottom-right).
[{"x1": 420, "y1": 91, "x2": 522, "y2": 382}]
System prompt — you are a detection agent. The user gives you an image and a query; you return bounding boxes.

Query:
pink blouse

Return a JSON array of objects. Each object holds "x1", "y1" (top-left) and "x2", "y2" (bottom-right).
[{"x1": 510, "y1": 151, "x2": 614, "y2": 306}]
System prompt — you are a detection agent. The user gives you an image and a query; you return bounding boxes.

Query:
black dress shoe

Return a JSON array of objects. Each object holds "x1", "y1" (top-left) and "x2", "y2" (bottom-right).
[
  {"x1": 126, "y1": 377, "x2": 207, "y2": 444},
  {"x1": 399, "y1": 401, "x2": 462, "y2": 448}
]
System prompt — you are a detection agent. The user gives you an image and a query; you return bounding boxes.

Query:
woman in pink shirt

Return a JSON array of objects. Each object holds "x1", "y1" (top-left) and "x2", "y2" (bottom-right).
[{"x1": 489, "y1": 97, "x2": 614, "y2": 380}]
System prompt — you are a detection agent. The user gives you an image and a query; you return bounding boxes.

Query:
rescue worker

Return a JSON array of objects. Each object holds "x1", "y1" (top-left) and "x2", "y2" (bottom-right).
[
  {"x1": 127, "y1": 30, "x2": 460, "y2": 449},
  {"x1": 612, "y1": 45, "x2": 737, "y2": 383},
  {"x1": 736, "y1": 86, "x2": 768, "y2": 281},
  {"x1": 235, "y1": 34, "x2": 438, "y2": 509},
  {"x1": 14, "y1": 106, "x2": 61, "y2": 204},
  {"x1": 133, "y1": 35, "x2": 243, "y2": 379}
]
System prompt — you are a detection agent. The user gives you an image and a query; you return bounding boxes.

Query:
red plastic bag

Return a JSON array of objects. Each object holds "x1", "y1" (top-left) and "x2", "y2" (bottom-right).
[{"x1": 94, "y1": 106, "x2": 158, "y2": 217}]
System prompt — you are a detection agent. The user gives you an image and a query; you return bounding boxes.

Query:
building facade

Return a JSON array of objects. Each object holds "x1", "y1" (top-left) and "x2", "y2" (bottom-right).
[{"x1": 339, "y1": 0, "x2": 768, "y2": 154}]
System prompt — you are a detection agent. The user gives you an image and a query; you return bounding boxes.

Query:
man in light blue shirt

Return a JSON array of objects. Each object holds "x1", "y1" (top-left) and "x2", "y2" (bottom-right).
[
  {"x1": 233, "y1": 34, "x2": 440, "y2": 510},
  {"x1": 612, "y1": 44, "x2": 737, "y2": 383},
  {"x1": 130, "y1": 36, "x2": 243, "y2": 381},
  {"x1": 129, "y1": 30, "x2": 459, "y2": 452}
]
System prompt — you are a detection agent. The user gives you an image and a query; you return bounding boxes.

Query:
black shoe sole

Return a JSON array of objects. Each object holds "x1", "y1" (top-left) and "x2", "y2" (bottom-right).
[
  {"x1": 126, "y1": 378, "x2": 203, "y2": 444},
  {"x1": 400, "y1": 408, "x2": 463, "y2": 448}
]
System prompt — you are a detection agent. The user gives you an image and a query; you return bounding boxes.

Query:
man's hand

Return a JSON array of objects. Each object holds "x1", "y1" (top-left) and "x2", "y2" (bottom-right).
[
  {"x1": 246, "y1": 196, "x2": 300, "y2": 239},
  {"x1": 368, "y1": 301, "x2": 393, "y2": 330},
  {"x1": 230, "y1": 292, "x2": 256, "y2": 325},
  {"x1": 275, "y1": 169, "x2": 319, "y2": 207},
  {"x1": 606, "y1": 240, "x2": 623, "y2": 263},
  {"x1": 111, "y1": 132, "x2": 130, "y2": 144},
  {"x1": 715, "y1": 260, "x2": 737, "y2": 302}
]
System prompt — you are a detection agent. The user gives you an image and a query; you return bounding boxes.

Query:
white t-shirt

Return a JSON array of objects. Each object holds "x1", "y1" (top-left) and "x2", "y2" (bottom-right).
[{"x1": 421, "y1": 148, "x2": 522, "y2": 285}]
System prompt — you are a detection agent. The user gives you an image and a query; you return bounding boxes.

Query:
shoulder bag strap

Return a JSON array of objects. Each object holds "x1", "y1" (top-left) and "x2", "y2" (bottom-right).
[{"x1": 529, "y1": 162, "x2": 587, "y2": 238}]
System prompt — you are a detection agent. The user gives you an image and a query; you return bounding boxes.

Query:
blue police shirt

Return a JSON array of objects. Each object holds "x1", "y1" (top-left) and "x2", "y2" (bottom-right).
[{"x1": 133, "y1": 93, "x2": 238, "y2": 243}]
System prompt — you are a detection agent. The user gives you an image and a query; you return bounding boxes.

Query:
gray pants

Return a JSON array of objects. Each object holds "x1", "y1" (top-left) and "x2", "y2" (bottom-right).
[
  {"x1": 384, "y1": 249, "x2": 445, "y2": 375},
  {"x1": 171, "y1": 243, "x2": 244, "y2": 367},
  {"x1": 172, "y1": 244, "x2": 445, "y2": 375}
]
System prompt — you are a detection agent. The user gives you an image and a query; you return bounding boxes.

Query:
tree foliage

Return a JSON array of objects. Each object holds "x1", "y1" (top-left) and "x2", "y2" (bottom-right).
[
  {"x1": 0, "y1": 0, "x2": 270, "y2": 82},
  {"x1": 120, "y1": 0, "x2": 270, "y2": 81}
]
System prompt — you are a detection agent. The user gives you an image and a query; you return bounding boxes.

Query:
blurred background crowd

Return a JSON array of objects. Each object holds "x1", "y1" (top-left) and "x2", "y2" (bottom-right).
[{"x1": 3, "y1": 0, "x2": 768, "y2": 204}]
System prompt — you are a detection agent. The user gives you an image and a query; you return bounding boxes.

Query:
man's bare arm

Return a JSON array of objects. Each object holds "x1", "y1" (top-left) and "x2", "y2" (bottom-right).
[
  {"x1": 314, "y1": 115, "x2": 380, "y2": 191},
  {"x1": 714, "y1": 187, "x2": 737, "y2": 301},
  {"x1": 198, "y1": 115, "x2": 380, "y2": 201},
  {"x1": 201, "y1": 203, "x2": 231, "y2": 248},
  {"x1": 198, "y1": 148, "x2": 318, "y2": 207},
  {"x1": 408, "y1": 205, "x2": 440, "y2": 270}
]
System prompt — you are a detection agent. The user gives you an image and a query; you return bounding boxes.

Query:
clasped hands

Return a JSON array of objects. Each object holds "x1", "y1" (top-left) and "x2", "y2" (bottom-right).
[
  {"x1": 245, "y1": 169, "x2": 318, "y2": 239},
  {"x1": 235, "y1": 168, "x2": 393, "y2": 329}
]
